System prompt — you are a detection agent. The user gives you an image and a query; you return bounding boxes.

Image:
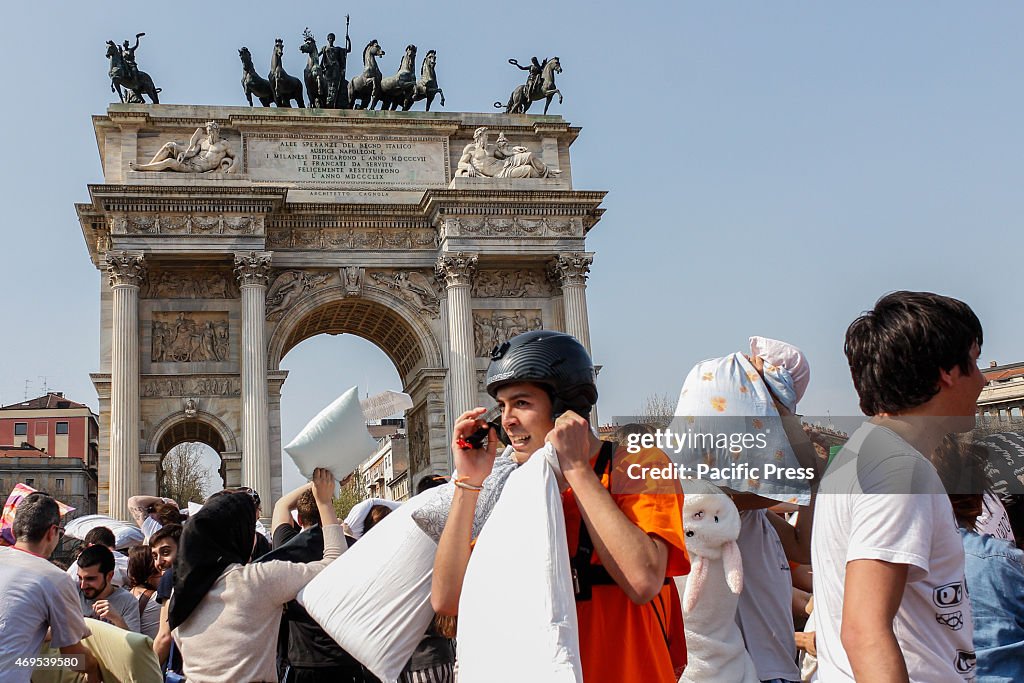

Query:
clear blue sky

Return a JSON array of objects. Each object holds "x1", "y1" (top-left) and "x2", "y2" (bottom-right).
[{"x1": 2, "y1": 2, "x2": 1019, "y2": 489}]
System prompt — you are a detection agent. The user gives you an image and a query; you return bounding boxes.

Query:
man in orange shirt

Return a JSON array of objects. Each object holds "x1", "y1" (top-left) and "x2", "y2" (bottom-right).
[{"x1": 432, "y1": 331, "x2": 689, "y2": 682}]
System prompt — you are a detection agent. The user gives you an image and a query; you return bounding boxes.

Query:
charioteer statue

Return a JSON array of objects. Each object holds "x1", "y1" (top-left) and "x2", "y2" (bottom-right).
[
  {"x1": 496, "y1": 55, "x2": 563, "y2": 115},
  {"x1": 105, "y1": 32, "x2": 161, "y2": 104}
]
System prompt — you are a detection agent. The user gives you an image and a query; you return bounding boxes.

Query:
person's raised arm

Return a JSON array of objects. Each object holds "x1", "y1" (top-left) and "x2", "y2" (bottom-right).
[
  {"x1": 127, "y1": 495, "x2": 172, "y2": 526},
  {"x1": 431, "y1": 408, "x2": 497, "y2": 616},
  {"x1": 552, "y1": 412, "x2": 669, "y2": 604},
  {"x1": 841, "y1": 559, "x2": 910, "y2": 682},
  {"x1": 272, "y1": 481, "x2": 313, "y2": 533}
]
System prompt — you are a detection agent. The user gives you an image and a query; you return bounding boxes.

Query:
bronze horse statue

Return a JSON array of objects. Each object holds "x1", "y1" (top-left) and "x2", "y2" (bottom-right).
[
  {"x1": 496, "y1": 56, "x2": 563, "y2": 115},
  {"x1": 411, "y1": 49, "x2": 445, "y2": 111},
  {"x1": 300, "y1": 29, "x2": 326, "y2": 108},
  {"x1": 374, "y1": 44, "x2": 418, "y2": 110},
  {"x1": 105, "y1": 41, "x2": 160, "y2": 104},
  {"x1": 239, "y1": 47, "x2": 273, "y2": 106},
  {"x1": 269, "y1": 38, "x2": 305, "y2": 107},
  {"x1": 349, "y1": 40, "x2": 384, "y2": 109}
]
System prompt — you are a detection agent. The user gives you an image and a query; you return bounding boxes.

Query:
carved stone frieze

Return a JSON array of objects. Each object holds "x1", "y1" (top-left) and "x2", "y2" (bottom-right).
[
  {"x1": 472, "y1": 269, "x2": 551, "y2": 298},
  {"x1": 472, "y1": 309, "x2": 543, "y2": 357},
  {"x1": 105, "y1": 251, "x2": 146, "y2": 287},
  {"x1": 113, "y1": 214, "x2": 261, "y2": 236},
  {"x1": 368, "y1": 270, "x2": 441, "y2": 317},
  {"x1": 234, "y1": 252, "x2": 273, "y2": 287},
  {"x1": 151, "y1": 312, "x2": 229, "y2": 363},
  {"x1": 142, "y1": 375, "x2": 241, "y2": 398},
  {"x1": 265, "y1": 270, "x2": 334, "y2": 320},
  {"x1": 548, "y1": 252, "x2": 593, "y2": 288},
  {"x1": 143, "y1": 270, "x2": 239, "y2": 299},
  {"x1": 441, "y1": 215, "x2": 582, "y2": 239},
  {"x1": 266, "y1": 227, "x2": 437, "y2": 250},
  {"x1": 434, "y1": 252, "x2": 478, "y2": 288}
]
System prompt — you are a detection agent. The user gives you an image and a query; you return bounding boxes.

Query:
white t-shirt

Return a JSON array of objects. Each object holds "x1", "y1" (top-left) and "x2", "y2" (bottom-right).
[
  {"x1": 734, "y1": 509, "x2": 801, "y2": 681},
  {"x1": 811, "y1": 423, "x2": 976, "y2": 682},
  {"x1": 141, "y1": 516, "x2": 161, "y2": 543},
  {"x1": 0, "y1": 547, "x2": 91, "y2": 682}
]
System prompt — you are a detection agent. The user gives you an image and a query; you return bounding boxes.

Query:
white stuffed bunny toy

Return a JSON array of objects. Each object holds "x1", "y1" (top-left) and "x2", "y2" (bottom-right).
[{"x1": 676, "y1": 479, "x2": 758, "y2": 683}]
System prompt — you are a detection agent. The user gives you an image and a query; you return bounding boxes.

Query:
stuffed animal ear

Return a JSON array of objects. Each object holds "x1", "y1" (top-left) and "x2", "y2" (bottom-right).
[
  {"x1": 683, "y1": 556, "x2": 707, "y2": 612},
  {"x1": 721, "y1": 539, "x2": 743, "y2": 595}
]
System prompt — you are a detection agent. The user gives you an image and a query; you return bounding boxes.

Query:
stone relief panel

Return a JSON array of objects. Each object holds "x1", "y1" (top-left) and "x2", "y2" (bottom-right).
[
  {"x1": 472, "y1": 269, "x2": 551, "y2": 298},
  {"x1": 441, "y1": 216, "x2": 582, "y2": 239},
  {"x1": 265, "y1": 270, "x2": 335, "y2": 321},
  {"x1": 266, "y1": 227, "x2": 437, "y2": 251},
  {"x1": 367, "y1": 270, "x2": 441, "y2": 318},
  {"x1": 151, "y1": 312, "x2": 229, "y2": 363},
  {"x1": 143, "y1": 269, "x2": 239, "y2": 299},
  {"x1": 472, "y1": 309, "x2": 543, "y2": 357},
  {"x1": 113, "y1": 215, "x2": 260, "y2": 236},
  {"x1": 142, "y1": 376, "x2": 241, "y2": 398},
  {"x1": 408, "y1": 408, "x2": 430, "y2": 474}
]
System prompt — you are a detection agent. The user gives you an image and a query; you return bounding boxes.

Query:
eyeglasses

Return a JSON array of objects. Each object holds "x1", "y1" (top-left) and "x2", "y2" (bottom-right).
[{"x1": 52, "y1": 524, "x2": 65, "y2": 539}]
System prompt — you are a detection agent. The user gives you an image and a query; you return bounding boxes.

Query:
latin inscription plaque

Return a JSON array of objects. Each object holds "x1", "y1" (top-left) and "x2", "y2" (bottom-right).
[{"x1": 245, "y1": 134, "x2": 450, "y2": 190}]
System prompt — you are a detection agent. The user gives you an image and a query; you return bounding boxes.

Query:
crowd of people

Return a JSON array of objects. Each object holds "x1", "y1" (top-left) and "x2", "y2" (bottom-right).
[{"x1": 1, "y1": 290, "x2": 1022, "y2": 683}]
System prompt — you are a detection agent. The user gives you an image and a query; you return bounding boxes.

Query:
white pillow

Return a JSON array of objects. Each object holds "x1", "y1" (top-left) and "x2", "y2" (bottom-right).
[
  {"x1": 283, "y1": 386, "x2": 381, "y2": 481},
  {"x1": 343, "y1": 498, "x2": 403, "y2": 539},
  {"x1": 64, "y1": 514, "x2": 144, "y2": 550},
  {"x1": 298, "y1": 492, "x2": 439, "y2": 681},
  {"x1": 457, "y1": 444, "x2": 582, "y2": 682}
]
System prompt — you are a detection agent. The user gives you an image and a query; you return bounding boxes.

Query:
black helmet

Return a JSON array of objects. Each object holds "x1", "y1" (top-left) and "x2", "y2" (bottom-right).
[{"x1": 485, "y1": 330, "x2": 598, "y2": 419}]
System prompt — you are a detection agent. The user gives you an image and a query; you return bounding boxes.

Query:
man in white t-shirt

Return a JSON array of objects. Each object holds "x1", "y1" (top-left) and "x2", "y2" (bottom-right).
[
  {"x1": 812, "y1": 291, "x2": 985, "y2": 682},
  {"x1": 0, "y1": 492, "x2": 101, "y2": 682}
]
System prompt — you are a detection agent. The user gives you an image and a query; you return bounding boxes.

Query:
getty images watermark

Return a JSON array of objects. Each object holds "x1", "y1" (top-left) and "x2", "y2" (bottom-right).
[{"x1": 620, "y1": 426, "x2": 815, "y2": 483}]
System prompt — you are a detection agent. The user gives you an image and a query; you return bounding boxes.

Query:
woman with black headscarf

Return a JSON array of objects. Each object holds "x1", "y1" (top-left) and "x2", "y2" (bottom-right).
[{"x1": 169, "y1": 468, "x2": 344, "y2": 683}]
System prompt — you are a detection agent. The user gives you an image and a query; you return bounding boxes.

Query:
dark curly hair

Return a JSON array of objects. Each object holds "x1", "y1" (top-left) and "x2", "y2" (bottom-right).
[{"x1": 845, "y1": 291, "x2": 982, "y2": 416}]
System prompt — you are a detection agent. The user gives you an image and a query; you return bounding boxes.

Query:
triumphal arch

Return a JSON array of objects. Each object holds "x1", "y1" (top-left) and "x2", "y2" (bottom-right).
[{"x1": 77, "y1": 104, "x2": 605, "y2": 518}]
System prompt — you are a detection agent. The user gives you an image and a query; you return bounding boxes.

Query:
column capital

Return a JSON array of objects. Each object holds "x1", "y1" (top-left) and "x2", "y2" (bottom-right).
[
  {"x1": 234, "y1": 251, "x2": 273, "y2": 287},
  {"x1": 548, "y1": 252, "x2": 593, "y2": 288},
  {"x1": 105, "y1": 251, "x2": 146, "y2": 288},
  {"x1": 435, "y1": 252, "x2": 478, "y2": 288}
]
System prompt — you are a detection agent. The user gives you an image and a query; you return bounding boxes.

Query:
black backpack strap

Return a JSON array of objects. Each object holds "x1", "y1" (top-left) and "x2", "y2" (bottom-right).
[{"x1": 571, "y1": 441, "x2": 616, "y2": 600}]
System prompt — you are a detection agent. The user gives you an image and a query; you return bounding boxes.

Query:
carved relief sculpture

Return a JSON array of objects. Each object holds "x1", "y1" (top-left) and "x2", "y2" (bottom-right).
[
  {"x1": 143, "y1": 270, "x2": 239, "y2": 299},
  {"x1": 265, "y1": 270, "x2": 332, "y2": 320},
  {"x1": 142, "y1": 376, "x2": 241, "y2": 397},
  {"x1": 151, "y1": 312, "x2": 229, "y2": 363},
  {"x1": 131, "y1": 121, "x2": 239, "y2": 173},
  {"x1": 342, "y1": 266, "x2": 364, "y2": 296},
  {"x1": 472, "y1": 309, "x2": 543, "y2": 357},
  {"x1": 473, "y1": 270, "x2": 550, "y2": 298},
  {"x1": 455, "y1": 127, "x2": 560, "y2": 179},
  {"x1": 368, "y1": 270, "x2": 441, "y2": 317}
]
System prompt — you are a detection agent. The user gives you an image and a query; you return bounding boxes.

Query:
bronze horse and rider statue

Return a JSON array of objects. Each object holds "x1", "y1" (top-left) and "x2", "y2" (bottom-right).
[
  {"x1": 105, "y1": 33, "x2": 161, "y2": 104},
  {"x1": 496, "y1": 56, "x2": 563, "y2": 115}
]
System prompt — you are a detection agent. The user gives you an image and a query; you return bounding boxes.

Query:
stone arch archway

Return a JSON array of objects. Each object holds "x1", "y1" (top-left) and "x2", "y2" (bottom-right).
[
  {"x1": 142, "y1": 410, "x2": 242, "y2": 501},
  {"x1": 80, "y1": 106, "x2": 606, "y2": 517},
  {"x1": 267, "y1": 283, "x2": 449, "y2": 495},
  {"x1": 268, "y1": 284, "x2": 444, "y2": 375}
]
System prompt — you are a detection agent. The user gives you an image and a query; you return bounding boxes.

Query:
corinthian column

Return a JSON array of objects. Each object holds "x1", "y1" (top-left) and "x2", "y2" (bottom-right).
[
  {"x1": 436, "y1": 252, "x2": 478, "y2": 419},
  {"x1": 234, "y1": 251, "x2": 273, "y2": 509},
  {"x1": 105, "y1": 251, "x2": 145, "y2": 521},
  {"x1": 550, "y1": 253, "x2": 594, "y2": 353}
]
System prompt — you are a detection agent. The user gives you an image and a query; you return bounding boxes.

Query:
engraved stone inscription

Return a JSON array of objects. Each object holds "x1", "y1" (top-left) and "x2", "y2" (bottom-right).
[
  {"x1": 142, "y1": 376, "x2": 241, "y2": 397},
  {"x1": 472, "y1": 309, "x2": 543, "y2": 357},
  {"x1": 151, "y1": 312, "x2": 229, "y2": 363},
  {"x1": 246, "y1": 134, "x2": 449, "y2": 188}
]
